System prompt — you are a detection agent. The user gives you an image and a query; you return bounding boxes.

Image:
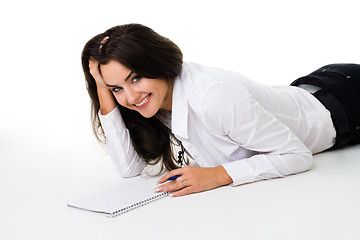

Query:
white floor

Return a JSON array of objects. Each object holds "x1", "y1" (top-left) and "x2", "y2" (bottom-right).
[{"x1": 1, "y1": 124, "x2": 360, "y2": 240}]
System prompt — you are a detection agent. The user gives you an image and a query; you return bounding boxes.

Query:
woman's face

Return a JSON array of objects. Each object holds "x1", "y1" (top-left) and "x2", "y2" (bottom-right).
[{"x1": 100, "y1": 60, "x2": 172, "y2": 118}]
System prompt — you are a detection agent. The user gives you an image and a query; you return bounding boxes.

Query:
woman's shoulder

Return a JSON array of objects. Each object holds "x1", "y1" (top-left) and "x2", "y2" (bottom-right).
[
  {"x1": 177, "y1": 62, "x2": 252, "y2": 114},
  {"x1": 181, "y1": 62, "x2": 252, "y2": 92}
]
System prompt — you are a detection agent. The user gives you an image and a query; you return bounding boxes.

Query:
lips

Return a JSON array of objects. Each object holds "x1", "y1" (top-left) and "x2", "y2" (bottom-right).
[{"x1": 134, "y1": 93, "x2": 151, "y2": 108}]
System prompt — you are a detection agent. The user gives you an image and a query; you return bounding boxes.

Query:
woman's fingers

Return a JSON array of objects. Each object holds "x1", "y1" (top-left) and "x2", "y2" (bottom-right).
[
  {"x1": 155, "y1": 166, "x2": 233, "y2": 197},
  {"x1": 88, "y1": 58, "x2": 107, "y2": 89},
  {"x1": 154, "y1": 177, "x2": 187, "y2": 192},
  {"x1": 157, "y1": 167, "x2": 187, "y2": 184},
  {"x1": 155, "y1": 176, "x2": 196, "y2": 197},
  {"x1": 89, "y1": 58, "x2": 100, "y2": 78},
  {"x1": 154, "y1": 166, "x2": 197, "y2": 195},
  {"x1": 154, "y1": 168, "x2": 189, "y2": 194},
  {"x1": 169, "y1": 186, "x2": 193, "y2": 197}
]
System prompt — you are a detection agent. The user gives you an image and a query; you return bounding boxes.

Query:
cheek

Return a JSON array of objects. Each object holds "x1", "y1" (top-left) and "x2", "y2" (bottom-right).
[{"x1": 113, "y1": 93, "x2": 128, "y2": 106}]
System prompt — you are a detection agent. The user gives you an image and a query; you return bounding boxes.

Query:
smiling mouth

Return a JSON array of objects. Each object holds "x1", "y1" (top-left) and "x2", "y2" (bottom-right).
[{"x1": 135, "y1": 94, "x2": 151, "y2": 107}]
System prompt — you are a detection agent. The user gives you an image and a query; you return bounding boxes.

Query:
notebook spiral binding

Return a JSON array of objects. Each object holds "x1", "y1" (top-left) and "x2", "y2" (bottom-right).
[{"x1": 110, "y1": 191, "x2": 169, "y2": 217}]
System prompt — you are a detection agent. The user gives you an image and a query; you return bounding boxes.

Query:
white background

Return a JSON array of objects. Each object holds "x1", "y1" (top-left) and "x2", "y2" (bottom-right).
[{"x1": 1, "y1": 0, "x2": 359, "y2": 239}]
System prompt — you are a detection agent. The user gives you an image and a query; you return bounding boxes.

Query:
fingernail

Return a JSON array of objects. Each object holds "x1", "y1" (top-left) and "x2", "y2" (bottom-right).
[
  {"x1": 169, "y1": 193, "x2": 174, "y2": 197},
  {"x1": 153, "y1": 188, "x2": 160, "y2": 193}
]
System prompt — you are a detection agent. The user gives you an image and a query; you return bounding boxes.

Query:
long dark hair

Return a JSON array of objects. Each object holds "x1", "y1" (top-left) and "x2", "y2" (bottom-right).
[{"x1": 81, "y1": 24, "x2": 183, "y2": 172}]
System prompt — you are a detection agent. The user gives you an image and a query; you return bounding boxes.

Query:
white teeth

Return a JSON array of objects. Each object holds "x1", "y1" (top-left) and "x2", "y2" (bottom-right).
[{"x1": 135, "y1": 94, "x2": 150, "y2": 107}]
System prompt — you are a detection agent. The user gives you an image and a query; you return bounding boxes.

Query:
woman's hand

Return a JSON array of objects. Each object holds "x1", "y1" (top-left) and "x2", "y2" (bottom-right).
[
  {"x1": 88, "y1": 58, "x2": 116, "y2": 114},
  {"x1": 89, "y1": 58, "x2": 108, "y2": 89},
  {"x1": 154, "y1": 166, "x2": 233, "y2": 197}
]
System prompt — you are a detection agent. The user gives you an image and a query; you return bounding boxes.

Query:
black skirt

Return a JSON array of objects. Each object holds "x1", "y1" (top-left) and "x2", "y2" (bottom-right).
[{"x1": 291, "y1": 64, "x2": 360, "y2": 148}]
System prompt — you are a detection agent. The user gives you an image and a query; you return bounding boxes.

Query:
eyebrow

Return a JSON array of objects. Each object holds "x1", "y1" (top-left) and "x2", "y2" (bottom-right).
[{"x1": 106, "y1": 71, "x2": 134, "y2": 88}]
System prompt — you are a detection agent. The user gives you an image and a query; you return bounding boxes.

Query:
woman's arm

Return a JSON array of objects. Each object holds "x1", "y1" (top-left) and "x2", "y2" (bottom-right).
[
  {"x1": 98, "y1": 108, "x2": 147, "y2": 177},
  {"x1": 202, "y1": 83, "x2": 313, "y2": 185},
  {"x1": 156, "y1": 83, "x2": 312, "y2": 196},
  {"x1": 156, "y1": 165, "x2": 233, "y2": 197},
  {"x1": 89, "y1": 59, "x2": 147, "y2": 177},
  {"x1": 89, "y1": 58, "x2": 116, "y2": 114}
]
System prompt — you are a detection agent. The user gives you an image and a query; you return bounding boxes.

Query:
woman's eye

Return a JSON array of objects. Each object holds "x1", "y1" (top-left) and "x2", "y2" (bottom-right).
[
  {"x1": 132, "y1": 75, "x2": 142, "y2": 83},
  {"x1": 112, "y1": 87, "x2": 122, "y2": 93}
]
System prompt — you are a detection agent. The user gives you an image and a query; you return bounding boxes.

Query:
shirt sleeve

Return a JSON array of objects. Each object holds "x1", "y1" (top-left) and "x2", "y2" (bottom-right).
[
  {"x1": 201, "y1": 83, "x2": 313, "y2": 186},
  {"x1": 99, "y1": 107, "x2": 147, "y2": 177}
]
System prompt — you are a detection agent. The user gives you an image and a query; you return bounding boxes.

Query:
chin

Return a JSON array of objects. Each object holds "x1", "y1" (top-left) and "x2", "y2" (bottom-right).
[{"x1": 139, "y1": 110, "x2": 157, "y2": 118}]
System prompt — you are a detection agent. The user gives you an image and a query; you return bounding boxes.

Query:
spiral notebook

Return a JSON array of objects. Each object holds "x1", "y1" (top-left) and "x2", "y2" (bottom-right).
[{"x1": 67, "y1": 183, "x2": 169, "y2": 217}]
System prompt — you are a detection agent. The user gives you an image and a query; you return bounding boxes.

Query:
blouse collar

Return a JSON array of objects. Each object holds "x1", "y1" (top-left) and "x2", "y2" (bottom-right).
[{"x1": 171, "y1": 68, "x2": 189, "y2": 139}]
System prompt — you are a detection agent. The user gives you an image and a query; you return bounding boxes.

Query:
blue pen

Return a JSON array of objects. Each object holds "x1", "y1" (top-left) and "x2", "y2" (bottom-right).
[{"x1": 167, "y1": 175, "x2": 181, "y2": 181}]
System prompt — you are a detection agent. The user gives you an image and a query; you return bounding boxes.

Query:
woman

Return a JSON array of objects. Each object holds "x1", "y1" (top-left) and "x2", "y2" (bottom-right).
[{"x1": 81, "y1": 24, "x2": 360, "y2": 197}]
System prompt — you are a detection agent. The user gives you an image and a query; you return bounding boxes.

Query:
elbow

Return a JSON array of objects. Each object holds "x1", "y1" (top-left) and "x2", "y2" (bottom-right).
[
  {"x1": 108, "y1": 152, "x2": 146, "y2": 178},
  {"x1": 299, "y1": 151, "x2": 313, "y2": 173},
  {"x1": 117, "y1": 166, "x2": 143, "y2": 178},
  {"x1": 115, "y1": 160, "x2": 147, "y2": 178},
  {"x1": 119, "y1": 172, "x2": 140, "y2": 178}
]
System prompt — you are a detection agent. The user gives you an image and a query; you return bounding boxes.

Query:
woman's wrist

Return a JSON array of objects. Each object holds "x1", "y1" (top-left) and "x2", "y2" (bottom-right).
[
  {"x1": 215, "y1": 165, "x2": 233, "y2": 186},
  {"x1": 97, "y1": 86, "x2": 116, "y2": 115}
]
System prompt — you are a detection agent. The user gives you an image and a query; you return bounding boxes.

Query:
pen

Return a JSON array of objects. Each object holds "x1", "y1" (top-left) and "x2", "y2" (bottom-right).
[{"x1": 167, "y1": 175, "x2": 181, "y2": 181}]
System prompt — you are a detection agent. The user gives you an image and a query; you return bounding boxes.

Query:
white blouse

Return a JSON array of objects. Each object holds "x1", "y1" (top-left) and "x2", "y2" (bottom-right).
[{"x1": 99, "y1": 62, "x2": 336, "y2": 186}]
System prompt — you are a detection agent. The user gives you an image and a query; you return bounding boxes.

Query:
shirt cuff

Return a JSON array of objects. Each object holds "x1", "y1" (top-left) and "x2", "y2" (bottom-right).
[{"x1": 222, "y1": 158, "x2": 261, "y2": 186}]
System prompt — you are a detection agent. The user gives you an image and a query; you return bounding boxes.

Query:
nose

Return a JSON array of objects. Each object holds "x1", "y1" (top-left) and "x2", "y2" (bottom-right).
[{"x1": 124, "y1": 87, "x2": 140, "y2": 105}]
